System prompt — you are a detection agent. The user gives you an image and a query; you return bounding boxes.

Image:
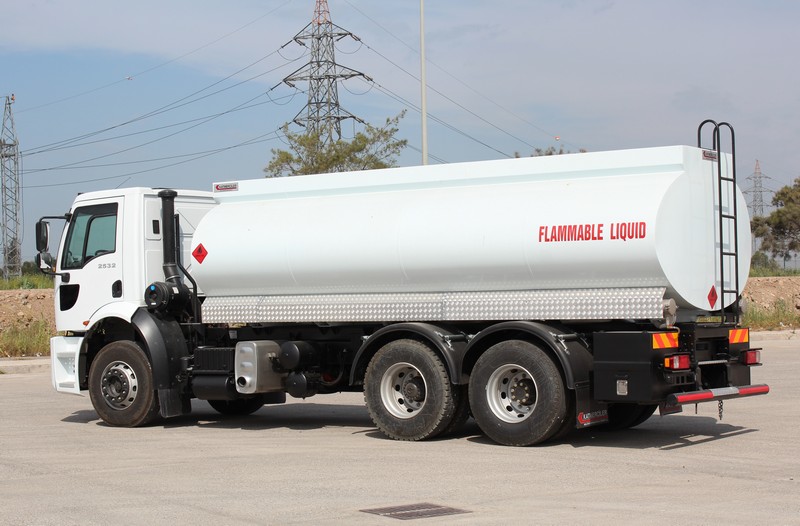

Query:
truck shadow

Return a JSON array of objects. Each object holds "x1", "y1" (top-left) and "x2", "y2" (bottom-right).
[
  {"x1": 545, "y1": 415, "x2": 758, "y2": 450},
  {"x1": 63, "y1": 406, "x2": 758, "y2": 450},
  {"x1": 167, "y1": 400, "x2": 374, "y2": 432},
  {"x1": 61, "y1": 401, "x2": 373, "y2": 431}
]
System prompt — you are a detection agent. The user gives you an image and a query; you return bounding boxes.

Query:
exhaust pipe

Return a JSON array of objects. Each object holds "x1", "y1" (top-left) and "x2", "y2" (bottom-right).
[
  {"x1": 144, "y1": 189, "x2": 190, "y2": 314},
  {"x1": 158, "y1": 189, "x2": 181, "y2": 284}
]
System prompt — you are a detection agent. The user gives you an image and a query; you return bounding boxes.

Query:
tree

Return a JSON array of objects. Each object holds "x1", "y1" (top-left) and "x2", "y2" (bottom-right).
[
  {"x1": 753, "y1": 178, "x2": 800, "y2": 261},
  {"x1": 514, "y1": 145, "x2": 587, "y2": 158},
  {"x1": 265, "y1": 112, "x2": 407, "y2": 177}
]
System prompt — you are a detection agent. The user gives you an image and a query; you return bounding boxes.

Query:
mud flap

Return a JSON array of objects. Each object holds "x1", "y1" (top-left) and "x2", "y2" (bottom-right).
[
  {"x1": 575, "y1": 382, "x2": 609, "y2": 427},
  {"x1": 158, "y1": 387, "x2": 191, "y2": 418}
]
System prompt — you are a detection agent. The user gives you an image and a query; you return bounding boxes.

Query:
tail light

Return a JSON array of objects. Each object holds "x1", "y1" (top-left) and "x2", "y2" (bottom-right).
[
  {"x1": 664, "y1": 354, "x2": 691, "y2": 370},
  {"x1": 740, "y1": 349, "x2": 761, "y2": 365}
]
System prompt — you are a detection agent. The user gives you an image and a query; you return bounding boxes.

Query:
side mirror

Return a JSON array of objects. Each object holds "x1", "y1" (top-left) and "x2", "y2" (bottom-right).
[
  {"x1": 35, "y1": 220, "x2": 50, "y2": 253},
  {"x1": 35, "y1": 252, "x2": 50, "y2": 271},
  {"x1": 36, "y1": 251, "x2": 69, "y2": 283}
]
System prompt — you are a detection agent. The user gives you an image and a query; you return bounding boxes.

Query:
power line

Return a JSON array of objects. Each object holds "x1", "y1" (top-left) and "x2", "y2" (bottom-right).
[
  {"x1": 23, "y1": 95, "x2": 298, "y2": 174},
  {"x1": 342, "y1": 0, "x2": 573, "y2": 149},
  {"x1": 16, "y1": 0, "x2": 297, "y2": 115},
  {"x1": 24, "y1": 49, "x2": 304, "y2": 157},
  {"x1": 366, "y1": 79, "x2": 511, "y2": 159},
  {"x1": 23, "y1": 129, "x2": 284, "y2": 189}
]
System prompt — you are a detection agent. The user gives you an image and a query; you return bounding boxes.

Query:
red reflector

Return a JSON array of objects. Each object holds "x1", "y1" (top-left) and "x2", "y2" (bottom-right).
[
  {"x1": 674, "y1": 391, "x2": 715, "y2": 403},
  {"x1": 739, "y1": 385, "x2": 770, "y2": 396},
  {"x1": 664, "y1": 354, "x2": 691, "y2": 370},
  {"x1": 741, "y1": 350, "x2": 761, "y2": 365}
]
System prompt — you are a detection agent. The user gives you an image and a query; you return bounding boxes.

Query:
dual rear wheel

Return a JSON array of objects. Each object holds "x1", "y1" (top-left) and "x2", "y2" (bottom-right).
[{"x1": 364, "y1": 339, "x2": 569, "y2": 446}]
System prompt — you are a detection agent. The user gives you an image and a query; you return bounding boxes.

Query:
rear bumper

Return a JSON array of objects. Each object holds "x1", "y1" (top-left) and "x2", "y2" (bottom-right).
[{"x1": 666, "y1": 384, "x2": 770, "y2": 406}]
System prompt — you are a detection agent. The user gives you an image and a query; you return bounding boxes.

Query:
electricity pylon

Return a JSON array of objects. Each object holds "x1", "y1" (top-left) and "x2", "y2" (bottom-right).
[
  {"x1": 744, "y1": 159, "x2": 773, "y2": 218},
  {"x1": 282, "y1": 0, "x2": 369, "y2": 146},
  {"x1": 1, "y1": 95, "x2": 22, "y2": 279}
]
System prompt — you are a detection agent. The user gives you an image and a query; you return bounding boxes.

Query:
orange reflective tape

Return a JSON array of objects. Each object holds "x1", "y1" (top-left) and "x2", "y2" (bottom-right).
[
  {"x1": 729, "y1": 328, "x2": 749, "y2": 344},
  {"x1": 652, "y1": 332, "x2": 679, "y2": 349}
]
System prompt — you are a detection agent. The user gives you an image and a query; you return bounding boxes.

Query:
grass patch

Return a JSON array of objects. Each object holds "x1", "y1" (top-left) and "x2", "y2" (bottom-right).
[
  {"x1": 0, "y1": 320, "x2": 52, "y2": 357},
  {"x1": 0, "y1": 274, "x2": 54, "y2": 290},
  {"x1": 749, "y1": 266, "x2": 800, "y2": 277},
  {"x1": 742, "y1": 299, "x2": 800, "y2": 331}
]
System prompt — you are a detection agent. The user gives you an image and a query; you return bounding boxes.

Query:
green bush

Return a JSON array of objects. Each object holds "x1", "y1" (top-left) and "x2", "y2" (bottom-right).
[
  {"x1": 0, "y1": 319, "x2": 51, "y2": 357},
  {"x1": 742, "y1": 299, "x2": 800, "y2": 330},
  {"x1": 0, "y1": 274, "x2": 53, "y2": 290}
]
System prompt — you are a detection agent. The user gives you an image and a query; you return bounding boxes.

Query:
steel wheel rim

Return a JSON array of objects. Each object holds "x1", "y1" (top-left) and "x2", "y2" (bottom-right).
[
  {"x1": 100, "y1": 360, "x2": 139, "y2": 410},
  {"x1": 485, "y1": 364, "x2": 537, "y2": 423},
  {"x1": 380, "y1": 362, "x2": 427, "y2": 419}
]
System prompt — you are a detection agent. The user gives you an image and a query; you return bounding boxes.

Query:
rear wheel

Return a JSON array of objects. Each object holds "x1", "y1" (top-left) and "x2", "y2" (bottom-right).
[
  {"x1": 364, "y1": 339, "x2": 458, "y2": 441},
  {"x1": 88, "y1": 340, "x2": 159, "y2": 427},
  {"x1": 469, "y1": 340, "x2": 567, "y2": 446}
]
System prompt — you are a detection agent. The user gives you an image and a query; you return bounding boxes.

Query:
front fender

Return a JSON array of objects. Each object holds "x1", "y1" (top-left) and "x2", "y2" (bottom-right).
[{"x1": 130, "y1": 308, "x2": 188, "y2": 390}]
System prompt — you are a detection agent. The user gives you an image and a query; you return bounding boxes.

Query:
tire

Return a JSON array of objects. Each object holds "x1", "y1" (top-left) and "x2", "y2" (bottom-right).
[
  {"x1": 604, "y1": 404, "x2": 658, "y2": 430},
  {"x1": 469, "y1": 340, "x2": 567, "y2": 446},
  {"x1": 207, "y1": 395, "x2": 267, "y2": 416},
  {"x1": 88, "y1": 340, "x2": 160, "y2": 427},
  {"x1": 364, "y1": 339, "x2": 458, "y2": 441},
  {"x1": 441, "y1": 384, "x2": 471, "y2": 436},
  {"x1": 551, "y1": 390, "x2": 577, "y2": 441}
]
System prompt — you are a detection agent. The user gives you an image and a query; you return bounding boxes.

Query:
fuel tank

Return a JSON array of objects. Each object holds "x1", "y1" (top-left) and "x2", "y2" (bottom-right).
[{"x1": 189, "y1": 145, "x2": 750, "y2": 312}]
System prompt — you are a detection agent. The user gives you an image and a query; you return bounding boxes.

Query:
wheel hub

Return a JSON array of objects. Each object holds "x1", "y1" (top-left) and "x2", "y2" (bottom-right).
[
  {"x1": 380, "y1": 362, "x2": 428, "y2": 419},
  {"x1": 100, "y1": 361, "x2": 138, "y2": 410},
  {"x1": 509, "y1": 378, "x2": 535, "y2": 406},
  {"x1": 485, "y1": 365, "x2": 538, "y2": 423},
  {"x1": 402, "y1": 376, "x2": 426, "y2": 403}
]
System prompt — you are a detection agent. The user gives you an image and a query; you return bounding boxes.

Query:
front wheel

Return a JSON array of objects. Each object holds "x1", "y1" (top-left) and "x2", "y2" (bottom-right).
[
  {"x1": 469, "y1": 340, "x2": 567, "y2": 446},
  {"x1": 88, "y1": 340, "x2": 160, "y2": 427},
  {"x1": 364, "y1": 339, "x2": 460, "y2": 441}
]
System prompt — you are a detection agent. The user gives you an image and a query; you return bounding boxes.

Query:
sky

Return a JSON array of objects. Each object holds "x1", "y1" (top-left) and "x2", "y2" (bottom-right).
[{"x1": 2, "y1": 0, "x2": 798, "y2": 260}]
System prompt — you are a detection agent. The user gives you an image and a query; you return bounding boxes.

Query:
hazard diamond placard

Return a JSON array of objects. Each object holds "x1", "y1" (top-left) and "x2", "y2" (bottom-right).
[{"x1": 192, "y1": 244, "x2": 208, "y2": 264}]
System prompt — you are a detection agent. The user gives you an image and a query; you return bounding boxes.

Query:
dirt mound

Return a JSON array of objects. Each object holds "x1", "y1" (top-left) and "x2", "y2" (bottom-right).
[
  {"x1": 742, "y1": 276, "x2": 800, "y2": 311},
  {"x1": 0, "y1": 289, "x2": 54, "y2": 332}
]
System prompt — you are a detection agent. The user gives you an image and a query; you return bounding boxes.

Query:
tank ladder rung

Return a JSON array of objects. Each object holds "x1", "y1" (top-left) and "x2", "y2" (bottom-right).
[{"x1": 697, "y1": 119, "x2": 740, "y2": 324}]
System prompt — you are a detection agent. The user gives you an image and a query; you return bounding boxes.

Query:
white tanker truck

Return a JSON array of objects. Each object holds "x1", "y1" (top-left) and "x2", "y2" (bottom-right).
[{"x1": 36, "y1": 121, "x2": 769, "y2": 446}]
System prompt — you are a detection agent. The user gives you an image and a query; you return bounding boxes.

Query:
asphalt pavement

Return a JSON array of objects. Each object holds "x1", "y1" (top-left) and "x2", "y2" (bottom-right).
[{"x1": 0, "y1": 333, "x2": 797, "y2": 525}]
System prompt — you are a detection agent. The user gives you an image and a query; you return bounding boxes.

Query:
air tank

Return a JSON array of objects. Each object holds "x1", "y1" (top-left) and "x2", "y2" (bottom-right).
[{"x1": 189, "y1": 145, "x2": 750, "y2": 313}]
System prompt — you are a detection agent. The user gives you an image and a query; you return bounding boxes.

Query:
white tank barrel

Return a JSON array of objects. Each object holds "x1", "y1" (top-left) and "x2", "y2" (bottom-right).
[{"x1": 190, "y1": 145, "x2": 750, "y2": 314}]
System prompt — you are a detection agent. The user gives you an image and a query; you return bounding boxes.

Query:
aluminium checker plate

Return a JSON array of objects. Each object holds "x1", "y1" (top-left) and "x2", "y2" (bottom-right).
[{"x1": 201, "y1": 287, "x2": 667, "y2": 324}]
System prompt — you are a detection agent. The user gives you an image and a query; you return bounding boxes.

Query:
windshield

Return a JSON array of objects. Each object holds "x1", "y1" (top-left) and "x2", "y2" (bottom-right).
[{"x1": 61, "y1": 203, "x2": 118, "y2": 270}]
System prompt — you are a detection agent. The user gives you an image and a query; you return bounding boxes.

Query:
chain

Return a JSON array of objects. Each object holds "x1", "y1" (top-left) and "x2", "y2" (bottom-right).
[{"x1": 718, "y1": 400, "x2": 724, "y2": 420}]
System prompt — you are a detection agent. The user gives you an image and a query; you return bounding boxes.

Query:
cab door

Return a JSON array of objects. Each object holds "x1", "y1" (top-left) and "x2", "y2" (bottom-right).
[{"x1": 55, "y1": 198, "x2": 124, "y2": 332}]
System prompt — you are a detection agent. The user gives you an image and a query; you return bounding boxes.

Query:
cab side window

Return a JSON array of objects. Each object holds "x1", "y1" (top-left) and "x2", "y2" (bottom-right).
[{"x1": 62, "y1": 203, "x2": 118, "y2": 270}]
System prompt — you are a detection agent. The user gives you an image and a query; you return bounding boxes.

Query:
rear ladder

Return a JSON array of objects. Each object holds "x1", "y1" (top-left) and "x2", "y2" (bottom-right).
[{"x1": 697, "y1": 120, "x2": 740, "y2": 323}]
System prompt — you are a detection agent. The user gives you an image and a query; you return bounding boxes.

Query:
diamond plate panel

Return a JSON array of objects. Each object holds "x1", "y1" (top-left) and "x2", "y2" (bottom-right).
[{"x1": 202, "y1": 287, "x2": 666, "y2": 323}]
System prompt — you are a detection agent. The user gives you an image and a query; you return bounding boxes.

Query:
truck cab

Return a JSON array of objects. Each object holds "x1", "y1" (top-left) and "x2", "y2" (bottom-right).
[{"x1": 37, "y1": 188, "x2": 215, "y2": 394}]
